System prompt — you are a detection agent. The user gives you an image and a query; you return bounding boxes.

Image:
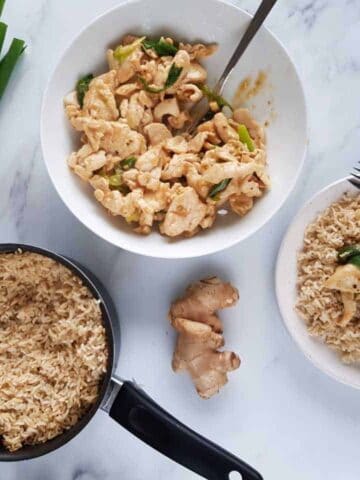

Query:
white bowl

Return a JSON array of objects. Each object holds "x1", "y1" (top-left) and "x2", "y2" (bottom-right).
[
  {"x1": 276, "y1": 178, "x2": 360, "y2": 388},
  {"x1": 41, "y1": 0, "x2": 307, "y2": 259}
]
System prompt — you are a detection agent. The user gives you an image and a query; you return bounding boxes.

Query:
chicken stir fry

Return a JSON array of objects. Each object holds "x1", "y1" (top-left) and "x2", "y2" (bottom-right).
[{"x1": 64, "y1": 35, "x2": 270, "y2": 237}]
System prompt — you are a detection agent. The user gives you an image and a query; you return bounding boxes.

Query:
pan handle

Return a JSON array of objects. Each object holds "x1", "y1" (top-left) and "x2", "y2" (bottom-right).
[{"x1": 108, "y1": 381, "x2": 263, "y2": 480}]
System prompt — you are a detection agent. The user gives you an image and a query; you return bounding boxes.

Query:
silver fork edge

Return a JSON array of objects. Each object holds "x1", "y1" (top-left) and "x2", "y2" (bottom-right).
[
  {"x1": 349, "y1": 161, "x2": 360, "y2": 189},
  {"x1": 182, "y1": 0, "x2": 278, "y2": 135}
]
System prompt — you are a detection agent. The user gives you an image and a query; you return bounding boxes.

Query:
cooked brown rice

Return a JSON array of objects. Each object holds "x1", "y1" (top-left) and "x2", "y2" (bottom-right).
[
  {"x1": 296, "y1": 193, "x2": 360, "y2": 363},
  {"x1": 0, "y1": 251, "x2": 108, "y2": 452}
]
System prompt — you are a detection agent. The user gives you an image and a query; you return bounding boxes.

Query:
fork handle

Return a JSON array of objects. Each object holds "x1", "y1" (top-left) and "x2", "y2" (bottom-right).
[{"x1": 215, "y1": 0, "x2": 278, "y2": 94}]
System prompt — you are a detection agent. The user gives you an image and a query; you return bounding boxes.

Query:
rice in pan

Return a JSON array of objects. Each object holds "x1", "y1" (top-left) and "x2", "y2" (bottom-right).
[
  {"x1": 0, "y1": 251, "x2": 108, "y2": 452},
  {"x1": 296, "y1": 194, "x2": 360, "y2": 363}
]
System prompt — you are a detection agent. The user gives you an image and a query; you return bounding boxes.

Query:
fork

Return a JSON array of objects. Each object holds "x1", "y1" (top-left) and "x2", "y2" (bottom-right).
[
  {"x1": 349, "y1": 161, "x2": 360, "y2": 189},
  {"x1": 184, "y1": 0, "x2": 278, "y2": 134}
]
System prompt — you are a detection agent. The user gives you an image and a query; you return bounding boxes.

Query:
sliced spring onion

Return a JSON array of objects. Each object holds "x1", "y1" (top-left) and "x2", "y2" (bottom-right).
[
  {"x1": 113, "y1": 36, "x2": 145, "y2": 64},
  {"x1": 142, "y1": 38, "x2": 178, "y2": 56},
  {"x1": 0, "y1": 0, "x2": 5, "y2": 17},
  {"x1": 138, "y1": 63, "x2": 183, "y2": 93},
  {"x1": 0, "y1": 22, "x2": 7, "y2": 55},
  {"x1": 200, "y1": 84, "x2": 232, "y2": 110},
  {"x1": 0, "y1": 38, "x2": 26, "y2": 100},
  {"x1": 120, "y1": 157, "x2": 137, "y2": 170},
  {"x1": 338, "y1": 244, "x2": 360, "y2": 264},
  {"x1": 208, "y1": 178, "x2": 231, "y2": 199},
  {"x1": 138, "y1": 76, "x2": 163, "y2": 94},
  {"x1": 108, "y1": 173, "x2": 123, "y2": 188},
  {"x1": 348, "y1": 255, "x2": 360, "y2": 269},
  {"x1": 238, "y1": 124, "x2": 254, "y2": 152},
  {"x1": 76, "y1": 74, "x2": 93, "y2": 107},
  {"x1": 164, "y1": 64, "x2": 182, "y2": 89}
]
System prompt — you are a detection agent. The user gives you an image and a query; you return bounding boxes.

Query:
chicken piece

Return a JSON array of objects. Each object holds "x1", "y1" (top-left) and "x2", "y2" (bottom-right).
[
  {"x1": 161, "y1": 154, "x2": 197, "y2": 178},
  {"x1": 325, "y1": 264, "x2": 360, "y2": 325},
  {"x1": 200, "y1": 204, "x2": 217, "y2": 229},
  {"x1": 64, "y1": 91, "x2": 82, "y2": 123},
  {"x1": 89, "y1": 174, "x2": 110, "y2": 192},
  {"x1": 168, "y1": 111, "x2": 190, "y2": 130},
  {"x1": 144, "y1": 123, "x2": 172, "y2": 146},
  {"x1": 187, "y1": 132, "x2": 208, "y2": 153},
  {"x1": 160, "y1": 187, "x2": 207, "y2": 237},
  {"x1": 339, "y1": 292, "x2": 357, "y2": 327},
  {"x1": 116, "y1": 82, "x2": 139, "y2": 97},
  {"x1": 154, "y1": 97, "x2": 180, "y2": 122},
  {"x1": 203, "y1": 143, "x2": 239, "y2": 164},
  {"x1": 197, "y1": 120, "x2": 221, "y2": 145},
  {"x1": 94, "y1": 189, "x2": 124, "y2": 216},
  {"x1": 165, "y1": 136, "x2": 189, "y2": 154},
  {"x1": 138, "y1": 58, "x2": 157, "y2": 82},
  {"x1": 137, "y1": 167, "x2": 162, "y2": 191},
  {"x1": 125, "y1": 92, "x2": 145, "y2": 129},
  {"x1": 169, "y1": 277, "x2": 240, "y2": 399},
  {"x1": 64, "y1": 90, "x2": 79, "y2": 108},
  {"x1": 229, "y1": 194, "x2": 254, "y2": 217},
  {"x1": 152, "y1": 62, "x2": 171, "y2": 89},
  {"x1": 325, "y1": 264, "x2": 360, "y2": 293},
  {"x1": 178, "y1": 42, "x2": 218, "y2": 60},
  {"x1": 213, "y1": 112, "x2": 238, "y2": 143},
  {"x1": 70, "y1": 117, "x2": 146, "y2": 158},
  {"x1": 136, "y1": 146, "x2": 162, "y2": 172},
  {"x1": 201, "y1": 161, "x2": 262, "y2": 184},
  {"x1": 139, "y1": 108, "x2": 154, "y2": 130},
  {"x1": 184, "y1": 63, "x2": 207, "y2": 83},
  {"x1": 161, "y1": 155, "x2": 208, "y2": 198},
  {"x1": 240, "y1": 176, "x2": 263, "y2": 198},
  {"x1": 232, "y1": 108, "x2": 265, "y2": 147},
  {"x1": 176, "y1": 84, "x2": 203, "y2": 103},
  {"x1": 83, "y1": 71, "x2": 119, "y2": 121},
  {"x1": 95, "y1": 184, "x2": 171, "y2": 229},
  {"x1": 67, "y1": 145, "x2": 106, "y2": 181},
  {"x1": 166, "y1": 50, "x2": 191, "y2": 94},
  {"x1": 138, "y1": 90, "x2": 155, "y2": 108},
  {"x1": 107, "y1": 46, "x2": 143, "y2": 84}
]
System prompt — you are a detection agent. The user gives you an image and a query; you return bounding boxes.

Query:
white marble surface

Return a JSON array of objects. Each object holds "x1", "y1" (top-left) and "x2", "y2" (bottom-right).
[{"x1": 1, "y1": 0, "x2": 360, "y2": 478}]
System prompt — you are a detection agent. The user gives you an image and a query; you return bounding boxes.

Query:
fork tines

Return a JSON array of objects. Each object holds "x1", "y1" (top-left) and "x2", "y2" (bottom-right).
[{"x1": 349, "y1": 161, "x2": 360, "y2": 189}]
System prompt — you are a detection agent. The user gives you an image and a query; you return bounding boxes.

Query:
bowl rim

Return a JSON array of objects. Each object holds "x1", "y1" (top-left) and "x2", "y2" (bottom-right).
[
  {"x1": 40, "y1": 0, "x2": 308, "y2": 259},
  {"x1": 275, "y1": 176, "x2": 360, "y2": 389}
]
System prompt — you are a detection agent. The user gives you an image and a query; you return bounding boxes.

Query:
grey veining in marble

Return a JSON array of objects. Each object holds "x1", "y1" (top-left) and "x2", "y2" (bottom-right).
[{"x1": 1, "y1": 0, "x2": 360, "y2": 479}]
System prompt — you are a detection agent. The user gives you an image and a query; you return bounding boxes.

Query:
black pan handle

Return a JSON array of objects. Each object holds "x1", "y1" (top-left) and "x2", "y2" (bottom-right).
[{"x1": 109, "y1": 381, "x2": 263, "y2": 480}]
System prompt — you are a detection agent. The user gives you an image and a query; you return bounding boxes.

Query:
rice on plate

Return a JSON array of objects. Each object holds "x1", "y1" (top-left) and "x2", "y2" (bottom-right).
[
  {"x1": 0, "y1": 251, "x2": 108, "y2": 452},
  {"x1": 296, "y1": 194, "x2": 360, "y2": 363}
]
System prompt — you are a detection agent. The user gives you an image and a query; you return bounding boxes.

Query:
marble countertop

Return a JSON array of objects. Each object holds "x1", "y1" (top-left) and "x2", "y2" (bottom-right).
[{"x1": 1, "y1": 0, "x2": 360, "y2": 478}]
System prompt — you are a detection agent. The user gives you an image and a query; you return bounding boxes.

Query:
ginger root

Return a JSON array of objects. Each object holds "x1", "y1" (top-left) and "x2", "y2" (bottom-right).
[{"x1": 169, "y1": 276, "x2": 240, "y2": 399}]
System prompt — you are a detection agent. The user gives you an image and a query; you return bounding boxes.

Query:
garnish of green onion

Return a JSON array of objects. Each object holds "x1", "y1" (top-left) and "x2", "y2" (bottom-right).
[
  {"x1": 0, "y1": 0, "x2": 5, "y2": 17},
  {"x1": 120, "y1": 157, "x2": 137, "y2": 170},
  {"x1": 238, "y1": 124, "x2": 255, "y2": 152},
  {"x1": 0, "y1": 22, "x2": 7, "y2": 55},
  {"x1": 76, "y1": 73, "x2": 94, "y2": 108},
  {"x1": 0, "y1": 38, "x2": 26, "y2": 100},
  {"x1": 138, "y1": 63, "x2": 183, "y2": 93},
  {"x1": 200, "y1": 84, "x2": 233, "y2": 110},
  {"x1": 208, "y1": 178, "x2": 232, "y2": 199},
  {"x1": 142, "y1": 38, "x2": 178, "y2": 56},
  {"x1": 113, "y1": 36, "x2": 145, "y2": 64}
]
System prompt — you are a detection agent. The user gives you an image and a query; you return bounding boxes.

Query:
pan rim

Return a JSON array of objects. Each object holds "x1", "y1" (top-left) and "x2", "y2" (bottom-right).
[{"x1": 0, "y1": 243, "x2": 115, "y2": 462}]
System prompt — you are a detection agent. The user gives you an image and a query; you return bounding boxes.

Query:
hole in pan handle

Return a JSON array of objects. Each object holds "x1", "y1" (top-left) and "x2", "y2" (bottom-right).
[{"x1": 108, "y1": 380, "x2": 263, "y2": 480}]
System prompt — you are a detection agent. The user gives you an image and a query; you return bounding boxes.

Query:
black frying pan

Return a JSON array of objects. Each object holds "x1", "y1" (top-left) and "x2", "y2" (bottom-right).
[{"x1": 0, "y1": 244, "x2": 263, "y2": 480}]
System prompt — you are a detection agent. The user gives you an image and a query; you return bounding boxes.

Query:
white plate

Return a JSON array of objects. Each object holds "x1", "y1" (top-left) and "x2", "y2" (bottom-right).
[
  {"x1": 276, "y1": 178, "x2": 360, "y2": 388},
  {"x1": 41, "y1": 0, "x2": 307, "y2": 259}
]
